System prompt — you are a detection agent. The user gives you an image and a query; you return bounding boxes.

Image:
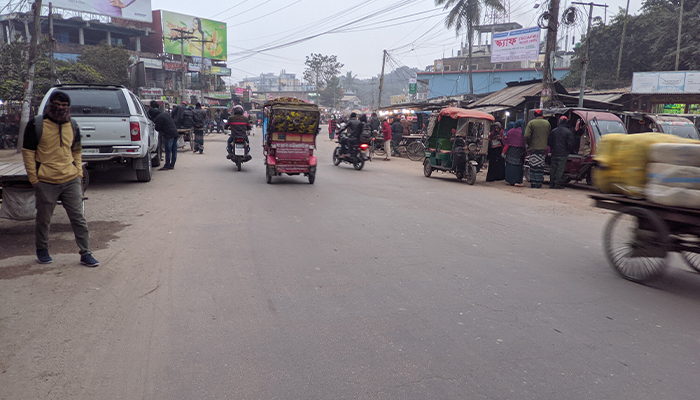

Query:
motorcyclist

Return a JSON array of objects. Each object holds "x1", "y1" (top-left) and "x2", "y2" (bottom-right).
[
  {"x1": 226, "y1": 105, "x2": 252, "y2": 161},
  {"x1": 338, "y1": 113, "x2": 363, "y2": 157}
]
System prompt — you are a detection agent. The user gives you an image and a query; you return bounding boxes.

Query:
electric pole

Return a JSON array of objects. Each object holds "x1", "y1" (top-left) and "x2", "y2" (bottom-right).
[
  {"x1": 573, "y1": 2, "x2": 607, "y2": 108},
  {"x1": 377, "y1": 50, "x2": 387, "y2": 110},
  {"x1": 542, "y1": 0, "x2": 561, "y2": 108},
  {"x1": 615, "y1": 0, "x2": 630, "y2": 81},
  {"x1": 171, "y1": 28, "x2": 196, "y2": 104},
  {"x1": 675, "y1": 0, "x2": 684, "y2": 71},
  {"x1": 189, "y1": 36, "x2": 212, "y2": 97},
  {"x1": 17, "y1": 0, "x2": 42, "y2": 153},
  {"x1": 49, "y1": 2, "x2": 55, "y2": 84}
]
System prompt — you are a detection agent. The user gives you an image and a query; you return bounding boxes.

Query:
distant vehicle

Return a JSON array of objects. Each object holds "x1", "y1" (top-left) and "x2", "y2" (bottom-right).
[
  {"x1": 38, "y1": 85, "x2": 159, "y2": 182},
  {"x1": 619, "y1": 112, "x2": 700, "y2": 140}
]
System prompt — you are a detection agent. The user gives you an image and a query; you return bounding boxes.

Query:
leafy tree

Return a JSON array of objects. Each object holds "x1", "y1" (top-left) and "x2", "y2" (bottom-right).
[
  {"x1": 435, "y1": 0, "x2": 504, "y2": 95},
  {"x1": 303, "y1": 53, "x2": 344, "y2": 90},
  {"x1": 319, "y1": 76, "x2": 343, "y2": 107},
  {"x1": 77, "y1": 41, "x2": 130, "y2": 86},
  {"x1": 341, "y1": 71, "x2": 358, "y2": 93},
  {"x1": 0, "y1": 39, "x2": 30, "y2": 100}
]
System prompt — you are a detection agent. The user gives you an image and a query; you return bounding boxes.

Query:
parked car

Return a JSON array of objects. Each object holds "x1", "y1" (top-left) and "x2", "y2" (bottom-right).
[
  {"x1": 619, "y1": 112, "x2": 700, "y2": 140},
  {"x1": 524, "y1": 108, "x2": 628, "y2": 185},
  {"x1": 37, "y1": 85, "x2": 160, "y2": 182}
]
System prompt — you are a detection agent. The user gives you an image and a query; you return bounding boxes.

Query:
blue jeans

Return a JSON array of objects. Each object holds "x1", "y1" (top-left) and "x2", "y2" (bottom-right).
[{"x1": 164, "y1": 137, "x2": 178, "y2": 168}]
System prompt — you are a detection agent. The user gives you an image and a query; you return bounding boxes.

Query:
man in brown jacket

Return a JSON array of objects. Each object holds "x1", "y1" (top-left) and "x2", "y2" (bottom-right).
[{"x1": 22, "y1": 91, "x2": 99, "y2": 267}]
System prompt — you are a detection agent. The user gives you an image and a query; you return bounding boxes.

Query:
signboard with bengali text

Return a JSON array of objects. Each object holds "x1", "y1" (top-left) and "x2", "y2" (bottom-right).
[
  {"x1": 50, "y1": 0, "x2": 152, "y2": 22},
  {"x1": 632, "y1": 71, "x2": 700, "y2": 94},
  {"x1": 490, "y1": 27, "x2": 541, "y2": 63}
]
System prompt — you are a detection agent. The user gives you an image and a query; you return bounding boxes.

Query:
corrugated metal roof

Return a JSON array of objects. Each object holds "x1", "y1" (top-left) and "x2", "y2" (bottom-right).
[
  {"x1": 469, "y1": 105, "x2": 510, "y2": 114},
  {"x1": 467, "y1": 82, "x2": 544, "y2": 109}
]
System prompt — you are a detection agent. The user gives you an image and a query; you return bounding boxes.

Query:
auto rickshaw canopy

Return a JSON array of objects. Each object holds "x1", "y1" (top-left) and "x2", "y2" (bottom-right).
[{"x1": 438, "y1": 107, "x2": 495, "y2": 122}]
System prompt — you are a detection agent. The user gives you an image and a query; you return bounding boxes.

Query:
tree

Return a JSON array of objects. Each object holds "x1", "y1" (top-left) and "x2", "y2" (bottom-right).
[
  {"x1": 319, "y1": 76, "x2": 343, "y2": 108},
  {"x1": 77, "y1": 42, "x2": 130, "y2": 86},
  {"x1": 435, "y1": 0, "x2": 504, "y2": 95},
  {"x1": 0, "y1": 40, "x2": 29, "y2": 100},
  {"x1": 341, "y1": 71, "x2": 358, "y2": 93},
  {"x1": 303, "y1": 53, "x2": 344, "y2": 91}
]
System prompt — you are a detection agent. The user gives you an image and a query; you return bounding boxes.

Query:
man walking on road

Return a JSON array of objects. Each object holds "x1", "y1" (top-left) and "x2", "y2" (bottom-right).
[
  {"x1": 21, "y1": 91, "x2": 99, "y2": 267},
  {"x1": 524, "y1": 109, "x2": 551, "y2": 188},
  {"x1": 192, "y1": 103, "x2": 207, "y2": 154},
  {"x1": 548, "y1": 116, "x2": 576, "y2": 189},
  {"x1": 149, "y1": 101, "x2": 179, "y2": 171}
]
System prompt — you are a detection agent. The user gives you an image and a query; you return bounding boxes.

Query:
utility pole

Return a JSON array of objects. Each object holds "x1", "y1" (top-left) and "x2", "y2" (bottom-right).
[
  {"x1": 541, "y1": 0, "x2": 561, "y2": 108},
  {"x1": 675, "y1": 0, "x2": 684, "y2": 71},
  {"x1": 189, "y1": 36, "x2": 212, "y2": 96},
  {"x1": 377, "y1": 50, "x2": 387, "y2": 110},
  {"x1": 171, "y1": 28, "x2": 195, "y2": 104},
  {"x1": 615, "y1": 0, "x2": 630, "y2": 81},
  {"x1": 573, "y1": 2, "x2": 607, "y2": 108},
  {"x1": 17, "y1": 0, "x2": 42, "y2": 153},
  {"x1": 49, "y1": 2, "x2": 55, "y2": 84}
]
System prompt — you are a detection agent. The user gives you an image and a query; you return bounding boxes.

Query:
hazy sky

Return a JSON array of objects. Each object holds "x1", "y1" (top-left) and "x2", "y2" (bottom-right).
[{"x1": 152, "y1": 0, "x2": 647, "y2": 83}]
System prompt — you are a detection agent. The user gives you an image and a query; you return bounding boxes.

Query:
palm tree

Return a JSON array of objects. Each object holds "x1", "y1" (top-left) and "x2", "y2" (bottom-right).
[{"x1": 435, "y1": 0, "x2": 504, "y2": 95}]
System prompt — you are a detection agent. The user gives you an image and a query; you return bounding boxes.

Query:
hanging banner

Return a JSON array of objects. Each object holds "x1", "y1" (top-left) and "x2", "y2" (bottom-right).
[
  {"x1": 50, "y1": 0, "x2": 153, "y2": 22},
  {"x1": 210, "y1": 66, "x2": 232, "y2": 76},
  {"x1": 163, "y1": 60, "x2": 185, "y2": 71},
  {"x1": 161, "y1": 10, "x2": 227, "y2": 60},
  {"x1": 490, "y1": 27, "x2": 541, "y2": 63}
]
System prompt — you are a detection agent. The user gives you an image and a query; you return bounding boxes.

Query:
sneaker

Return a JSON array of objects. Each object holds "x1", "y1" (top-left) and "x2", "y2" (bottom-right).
[
  {"x1": 36, "y1": 248, "x2": 52, "y2": 264},
  {"x1": 226, "y1": 154, "x2": 232, "y2": 159},
  {"x1": 80, "y1": 253, "x2": 100, "y2": 268},
  {"x1": 157, "y1": 167, "x2": 170, "y2": 171}
]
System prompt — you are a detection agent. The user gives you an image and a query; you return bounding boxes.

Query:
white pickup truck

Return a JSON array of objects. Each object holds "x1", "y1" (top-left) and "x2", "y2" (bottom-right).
[{"x1": 37, "y1": 85, "x2": 160, "y2": 182}]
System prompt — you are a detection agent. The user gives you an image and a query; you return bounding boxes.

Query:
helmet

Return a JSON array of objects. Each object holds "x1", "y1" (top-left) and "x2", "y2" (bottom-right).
[{"x1": 233, "y1": 105, "x2": 244, "y2": 115}]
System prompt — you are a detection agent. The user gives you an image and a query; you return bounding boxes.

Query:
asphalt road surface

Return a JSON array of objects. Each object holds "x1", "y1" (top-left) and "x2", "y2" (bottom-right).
[{"x1": 2, "y1": 132, "x2": 700, "y2": 400}]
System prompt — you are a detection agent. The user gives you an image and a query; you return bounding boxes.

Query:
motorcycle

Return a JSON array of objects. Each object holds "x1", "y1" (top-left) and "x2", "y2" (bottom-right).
[
  {"x1": 224, "y1": 120, "x2": 252, "y2": 171},
  {"x1": 333, "y1": 130, "x2": 367, "y2": 170}
]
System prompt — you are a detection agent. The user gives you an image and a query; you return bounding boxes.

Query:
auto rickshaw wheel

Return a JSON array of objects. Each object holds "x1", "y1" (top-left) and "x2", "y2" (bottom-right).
[
  {"x1": 308, "y1": 171, "x2": 316, "y2": 184},
  {"x1": 266, "y1": 166, "x2": 273, "y2": 184},
  {"x1": 466, "y1": 165, "x2": 477, "y2": 185},
  {"x1": 423, "y1": 159, "x2": 433, "y2": 177},
  {"x1": 455, "y1": 171, "x2": 464, "y2": 180},
  {"x1": 603, "y1": 206, "x2": 669, "y2": 283}
]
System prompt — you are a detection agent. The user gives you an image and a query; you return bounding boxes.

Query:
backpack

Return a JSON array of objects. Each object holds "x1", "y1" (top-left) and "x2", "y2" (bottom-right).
[
  {"x1": 34, "y1": 115, "x2": 79, "y2": 148},
  {"x1": 360, "y1": 123, "x2": 372, "y2": 144}
]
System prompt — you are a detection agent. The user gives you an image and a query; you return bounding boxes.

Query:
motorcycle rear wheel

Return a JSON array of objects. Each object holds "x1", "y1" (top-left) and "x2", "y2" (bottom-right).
[
  {"x1": 333, "y1": 148, "x2": 341, "y2": 166},
  {"x1": 354, "y1": 157, "x2": 365, "y2": 170},
  {"x1": 466, "y1": 165, "x2": 477, "y2": 185}
]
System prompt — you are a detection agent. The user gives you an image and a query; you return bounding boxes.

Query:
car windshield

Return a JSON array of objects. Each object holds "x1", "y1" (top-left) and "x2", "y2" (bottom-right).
[
  {"x1": 62, "y1": 89, "x2": 130, "y2": 116},
  {"x1": 590, "y1": 119, "x2": 626, "y2": 140},
  {"x1": 659, "y1": 123, "x2": 700, "y2": 139}
]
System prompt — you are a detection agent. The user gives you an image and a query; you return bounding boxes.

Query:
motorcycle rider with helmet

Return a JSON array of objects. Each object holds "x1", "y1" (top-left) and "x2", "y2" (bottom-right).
[
  {"x1": 226, "y1": 105, "x2": 252, "y2": 161},
  {"x1": 339, "y1": 112, "x2": 363, "y2": 157}
]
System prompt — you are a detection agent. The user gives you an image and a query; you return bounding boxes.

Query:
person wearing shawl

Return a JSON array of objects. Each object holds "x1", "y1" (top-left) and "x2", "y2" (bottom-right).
[
  {"x1": 524, "y1": 110, "x2": 551, "y2": 188},
  {"x1": 486, "y1": 122, "x2": 506, "y2": 182},
  {"x1": 502, "y1": 120, "x2": 526, "y2": 186}
]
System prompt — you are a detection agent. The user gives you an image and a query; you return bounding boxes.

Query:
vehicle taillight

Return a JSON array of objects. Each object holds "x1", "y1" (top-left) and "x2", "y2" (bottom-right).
[
  {"x1": 360, "y1": 143, "x2": 369, "y2": 150},
  {"x1": 130, "y1": 122, "x2": 141, "y2": 141},
  {"x1": 235, "y1": 138, "x2": 245, "y2": 143}
]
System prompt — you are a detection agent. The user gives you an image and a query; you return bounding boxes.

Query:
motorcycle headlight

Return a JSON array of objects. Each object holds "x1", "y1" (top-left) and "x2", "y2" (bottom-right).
[{"x1": 468, "y1": 143, "x2": 478, "y2": 152}]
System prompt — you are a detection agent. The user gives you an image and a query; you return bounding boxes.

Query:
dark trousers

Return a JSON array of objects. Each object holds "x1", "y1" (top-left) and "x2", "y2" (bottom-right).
[
  {"x1": 35, "y1": 177, "x2": 90, "y2": 255},
  {"x1": 550, "y1": 155, "x2": 568, "y2": 187},
  {"x1": 164, "y1": 137, "x2": 178, "y2": 168}
]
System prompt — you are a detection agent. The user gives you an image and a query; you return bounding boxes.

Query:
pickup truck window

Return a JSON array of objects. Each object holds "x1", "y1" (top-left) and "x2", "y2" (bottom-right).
[
  {"x1": 129, "y1": 93, "x2": 144, "y2": 116},
  {"x1": 65, "y1": 89, "x2": 130, "y2": 116}
]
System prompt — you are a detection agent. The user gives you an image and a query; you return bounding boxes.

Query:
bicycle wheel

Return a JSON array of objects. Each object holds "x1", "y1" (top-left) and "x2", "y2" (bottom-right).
[
  {"x1": 407, "y1": 141, "x2": 425, "y2": 161},
  {"x1": 374, "y1": 141, "x2": 386, "y2": 157}
]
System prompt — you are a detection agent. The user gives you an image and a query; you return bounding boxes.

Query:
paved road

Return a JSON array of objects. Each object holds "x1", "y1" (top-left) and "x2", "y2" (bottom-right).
[{"x1": 1, "y1": 133, "x2": 700, "y2": 399}]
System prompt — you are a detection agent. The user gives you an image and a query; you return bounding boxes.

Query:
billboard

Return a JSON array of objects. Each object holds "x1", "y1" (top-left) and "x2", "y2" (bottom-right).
[
  {"x1": 632, "y1": 71, "x2": 700, "y2": 94},
  {"x1": 50, "y1": 0, "x2": 152, "y2": 22},
  {"x1": 490, "y1": 27, "x2": 541, "y2": 63},
  {"x1": 162, "y1": 11, "x2": 227, "y2": 60}
]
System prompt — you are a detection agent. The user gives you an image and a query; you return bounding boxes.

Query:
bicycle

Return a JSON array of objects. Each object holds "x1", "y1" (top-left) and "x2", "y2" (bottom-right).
[{"x1": 405, "y1": 133, "x2": 428, "y2": 162}]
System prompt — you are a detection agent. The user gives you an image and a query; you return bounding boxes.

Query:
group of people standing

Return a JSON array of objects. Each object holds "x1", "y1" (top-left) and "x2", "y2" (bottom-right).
[
  {"x1": 328, "y1": 113, "x2": 413, "y2": 161},
  {"x1": 484, "y1": 109, "x2": 576, "y2": 189}
]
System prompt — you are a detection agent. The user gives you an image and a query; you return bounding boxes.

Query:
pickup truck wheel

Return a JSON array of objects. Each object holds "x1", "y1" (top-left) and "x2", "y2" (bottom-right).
[{"x1": 135, "y1": 156, "x2": 152, "y2": 182}]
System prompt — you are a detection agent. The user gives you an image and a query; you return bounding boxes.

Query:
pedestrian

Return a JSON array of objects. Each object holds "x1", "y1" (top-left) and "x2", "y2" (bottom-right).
[
  {"x1": 171, "y1": 101, "x2": 187, "y2": 128},
  {"x1": 400, "y1": 115, "x2": 411, "y2": 135},
  {"x1": 214, "y1": 110, "x2": 222, "y2": 133},
  {"x1": 391, "y1": 117, "x2": 404, "y2": 156},
  {"x1": 149, "y1": 101, "x2": 179, "y2": 170},
  {"x1": 486, "y1": 122, "x2": 506, "y2": 182},
  {"x1": 548, "y1": 116, "x2": 576, "y2": 189},
  {"x1": 369, "y1": 112, "x2": 380, "y2": 133},
  {"x1": 502, "y1": 120, "x2": 526, "y2": 186},
  {"x1": 21, "y1": 91, "x2": 99, "y2": 267},
  {"x1": 192, "y1": 103, "x2": 206, "y2": 153},
  {"x1": 524, "y1": 109, "x2": 551, "y2": 188},
  {"x1": 329, "y1": 115, "x2": 337, "y2": 140},
  {"x1": 381, "y1": 118, "x2": 392, "y2": 161}
]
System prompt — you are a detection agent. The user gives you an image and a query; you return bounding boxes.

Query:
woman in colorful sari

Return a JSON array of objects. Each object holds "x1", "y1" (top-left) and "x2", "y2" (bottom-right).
[{"x1": 502, "y1": 120, "x2": 526, "y2": 186}]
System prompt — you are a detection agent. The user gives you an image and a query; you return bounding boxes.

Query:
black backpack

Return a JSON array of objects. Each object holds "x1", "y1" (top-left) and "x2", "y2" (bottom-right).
[
  {"x1": 192, "y1": 109, "x2": 206, "y2": 129},
  {"x1": 34, "y1": 115, "x2": 79, "y2": 148}
]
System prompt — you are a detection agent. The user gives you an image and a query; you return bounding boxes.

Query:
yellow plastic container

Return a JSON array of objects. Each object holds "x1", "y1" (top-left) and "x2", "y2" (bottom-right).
[{"x1": 593, "y1": 133, "x2": 697, "y2": 197}]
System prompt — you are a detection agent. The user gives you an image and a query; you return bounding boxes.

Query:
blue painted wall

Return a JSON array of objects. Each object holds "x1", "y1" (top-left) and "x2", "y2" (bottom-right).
[{"x1": 419, "y1": 68, "x2": 570, "y2": 99}]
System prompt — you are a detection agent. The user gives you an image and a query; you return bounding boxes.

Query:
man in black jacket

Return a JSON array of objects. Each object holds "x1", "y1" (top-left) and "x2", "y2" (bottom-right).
[
  {"x1": 391, "y1": 117, "x2": 404, "y2": 156},
  {"x1": 192, "y1": 103, "x2": 207, "y2": 153},
  {"x1": 226, "y1": 105, "x2": 252, "y2": 161},
  {"x1": 340, "y1": 112, "x2": 363, "y2": 157},
  {"x1": 149, "y1": 101, "x2": 180, "y2": 170},
  {"x1": 369, "y1": 112, "x2": 380, "y2": 133},
  {"x1": 548, "y1": 116, "x2": 576, "y2": 189},
  {"x1": 171, "y1": 101, "x2": 186, "y2": 127}
]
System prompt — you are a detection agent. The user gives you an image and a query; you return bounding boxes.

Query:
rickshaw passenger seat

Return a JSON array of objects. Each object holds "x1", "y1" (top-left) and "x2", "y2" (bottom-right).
[{"x1": 437, "y1": 138, "x2": 453, "y2": 151}]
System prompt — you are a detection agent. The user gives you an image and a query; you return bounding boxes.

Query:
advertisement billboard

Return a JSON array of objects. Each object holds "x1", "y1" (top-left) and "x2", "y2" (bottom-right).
[
  {"x1": 632, "y1": 71, "x2": 700, "y2": 94},
  {"x1": 50, "y1": 0, "x2": 152, "y2": 22},
  {"x1": 490, "y1": 27, "x2": 541, "y2": 63},
  {"x1": 161, "y1": 10, "x2": 227, "y2": 60}
]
